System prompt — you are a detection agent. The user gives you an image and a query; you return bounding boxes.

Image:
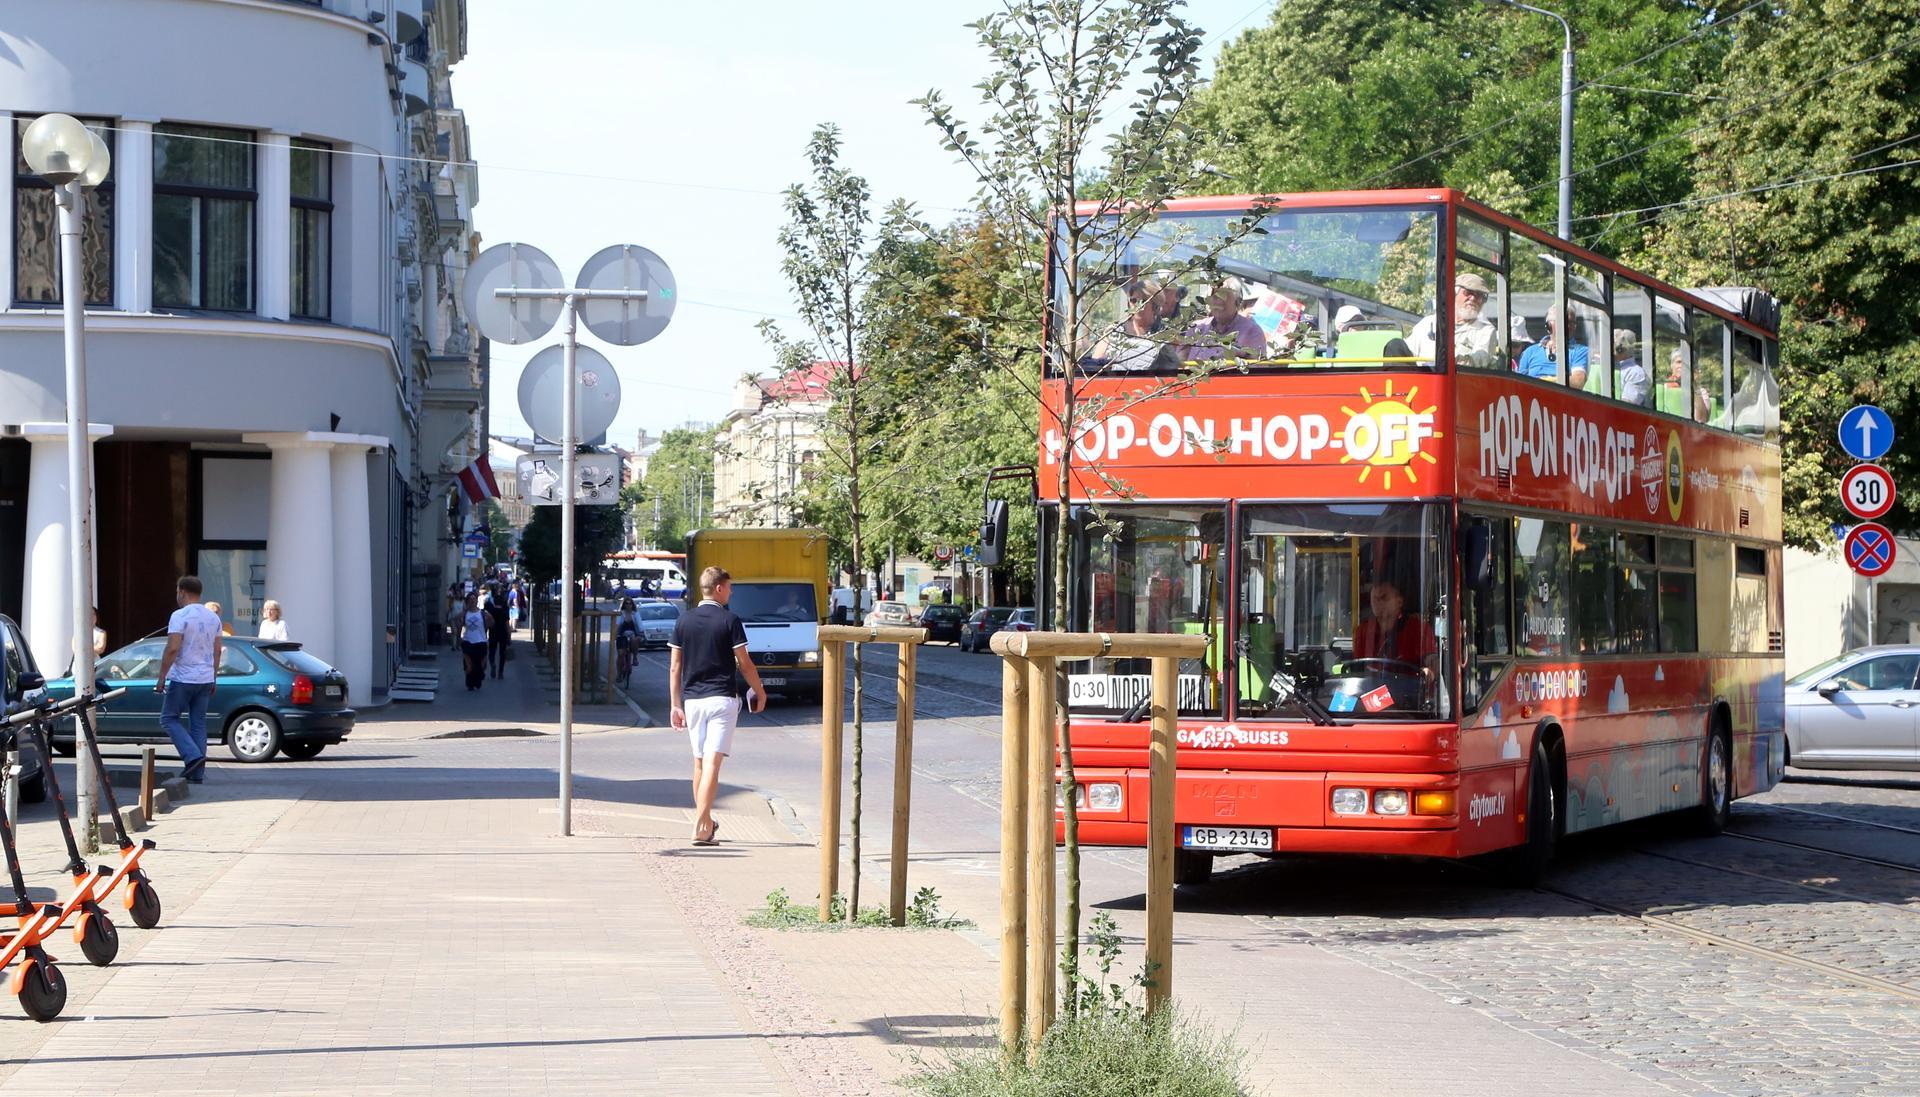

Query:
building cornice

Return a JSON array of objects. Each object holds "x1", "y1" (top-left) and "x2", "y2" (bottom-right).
[{"x1": 195, "y1": 0, "x2": 396, "y2": 41}]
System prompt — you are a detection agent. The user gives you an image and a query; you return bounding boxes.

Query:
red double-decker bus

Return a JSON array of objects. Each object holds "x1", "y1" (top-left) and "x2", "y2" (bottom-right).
[{"x1": 1036, "y1": 189, "x2": 1785, "y2": 881}]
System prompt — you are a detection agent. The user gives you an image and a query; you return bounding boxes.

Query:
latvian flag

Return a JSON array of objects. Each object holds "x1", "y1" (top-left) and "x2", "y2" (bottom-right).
[{"x1": 457, "y1": 456, "x2": 501, "y2": 504}]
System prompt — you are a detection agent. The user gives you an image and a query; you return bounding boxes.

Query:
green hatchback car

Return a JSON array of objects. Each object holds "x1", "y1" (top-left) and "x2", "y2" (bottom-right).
[{"x1": 45, "y1": 636, "x2": 354, "y2": 763}]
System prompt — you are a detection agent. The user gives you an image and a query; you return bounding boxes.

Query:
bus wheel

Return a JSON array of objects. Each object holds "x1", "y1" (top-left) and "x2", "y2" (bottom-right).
[
  {"x1": 1692, "y1": 725, "x2": 1733, "y2": 836},
  {"x1": 1173, "y1": 849, "x2": 1214, "y2": 886},
  {"x1": 1498, "y1": 741, "x2": 1558, "y2": 887}
]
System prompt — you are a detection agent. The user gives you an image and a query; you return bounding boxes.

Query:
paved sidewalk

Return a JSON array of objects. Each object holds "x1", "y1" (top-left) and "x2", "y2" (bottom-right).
[{"x1": 356, "y1": 637, "x2": 643, "y2": 741}]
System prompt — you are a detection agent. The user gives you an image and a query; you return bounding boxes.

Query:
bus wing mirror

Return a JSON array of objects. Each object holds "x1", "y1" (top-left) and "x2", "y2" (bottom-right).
[{"x1": 979, "y1": 499, "x2": 1010, "y2": 567}]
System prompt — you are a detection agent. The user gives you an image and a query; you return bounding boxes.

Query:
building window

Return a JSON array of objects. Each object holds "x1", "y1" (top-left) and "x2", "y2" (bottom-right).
[
  {"x1": 12, "y1": 116, "x2": 115, "y2": 306},
  {"x1": 153, "y1": 124, "x2": 255, "y2": 312},
  {"x1": 290, "y1": 140, "x2": 332, "y2": 320}
]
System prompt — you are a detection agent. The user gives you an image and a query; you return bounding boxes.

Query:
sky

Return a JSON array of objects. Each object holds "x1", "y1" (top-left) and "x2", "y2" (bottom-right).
[{"x1": 456, "y1": 0, "x2": 1274, "y2": 449}]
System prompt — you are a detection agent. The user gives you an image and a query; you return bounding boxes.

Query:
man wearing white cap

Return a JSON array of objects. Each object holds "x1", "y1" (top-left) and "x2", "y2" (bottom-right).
[{"x1": 1408, "y1": 271, "x2": 1500, "y2": 369}]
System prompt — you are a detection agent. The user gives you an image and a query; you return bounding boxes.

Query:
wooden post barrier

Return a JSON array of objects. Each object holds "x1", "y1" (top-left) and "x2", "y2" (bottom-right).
[
  {"x1": 814, "y1": 623, "x2": 928, "y2": 924},
  {"x1": 988, "y1": 630, "x2": 1208, "y2": 1047},
  {"x1": 139, "y1": 746, "x2": 156, "y2": 820},
  {"x1": 998, "y1": 652, "x2": 1029, "y2": 1049}
]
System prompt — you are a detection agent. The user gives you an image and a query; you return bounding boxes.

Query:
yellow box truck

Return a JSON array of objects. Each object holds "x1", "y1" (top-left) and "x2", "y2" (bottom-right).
[{"x1": 684, "y1": 528, "x2": 830, "y2": 701}]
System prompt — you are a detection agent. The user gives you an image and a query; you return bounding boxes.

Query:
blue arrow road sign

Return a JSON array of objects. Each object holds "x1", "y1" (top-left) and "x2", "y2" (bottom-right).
[{"x1": 1839, "y1": 405, "x2": 1894, "y2": 462}]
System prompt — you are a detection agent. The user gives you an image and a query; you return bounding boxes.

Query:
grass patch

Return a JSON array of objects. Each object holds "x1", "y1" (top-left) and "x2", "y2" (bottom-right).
[
  {"x1": 905, "y1": 1008, "x2": 1249, "y2": 1096},
  {"x1": 746, "y1": 887, "x2": 975, "y2": 930}
]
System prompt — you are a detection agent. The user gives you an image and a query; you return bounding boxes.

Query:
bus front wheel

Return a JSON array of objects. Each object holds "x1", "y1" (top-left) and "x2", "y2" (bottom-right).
[{"x1": 1497, "y1": 741, "x2": 1558, "y2": 887}]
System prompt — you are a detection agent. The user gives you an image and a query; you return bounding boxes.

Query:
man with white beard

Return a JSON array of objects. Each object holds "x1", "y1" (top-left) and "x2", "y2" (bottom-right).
[{"x1": 1407, "y1": 271, "x2": 1500, "y2": 369}]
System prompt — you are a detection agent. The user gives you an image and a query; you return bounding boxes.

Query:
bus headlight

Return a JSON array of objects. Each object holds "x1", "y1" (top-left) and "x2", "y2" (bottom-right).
[
  {"x1": 1331, "y1": 788, "x2": 1369, "y2": 816},
  {"x1": 1086, "y1": 782, "x2": 1123, "y2": 811},
  {"x1": 1372, "y1": 789, "x2": 1411, "y2": 816}
]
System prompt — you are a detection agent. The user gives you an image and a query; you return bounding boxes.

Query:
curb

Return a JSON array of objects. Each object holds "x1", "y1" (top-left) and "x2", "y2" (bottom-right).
[{"x1": 114, "y1": 773, "x2": 188, "y2": 833}]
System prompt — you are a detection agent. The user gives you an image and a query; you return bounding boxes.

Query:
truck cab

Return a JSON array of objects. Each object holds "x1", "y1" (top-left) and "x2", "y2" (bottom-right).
[{"x1": 685, "y1": 529, "x2": 830, "y2": 702}]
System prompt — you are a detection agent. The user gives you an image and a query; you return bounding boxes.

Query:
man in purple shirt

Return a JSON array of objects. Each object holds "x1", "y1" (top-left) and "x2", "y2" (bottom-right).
[{"x1": 1184, "y1": 278, "x2": 1268, "y2": 362}]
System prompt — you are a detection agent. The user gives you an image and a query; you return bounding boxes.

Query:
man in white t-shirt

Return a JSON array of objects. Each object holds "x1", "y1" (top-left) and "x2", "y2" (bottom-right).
[{"x1": 156, "y1": 575, "x2": 223, "y2": 783}]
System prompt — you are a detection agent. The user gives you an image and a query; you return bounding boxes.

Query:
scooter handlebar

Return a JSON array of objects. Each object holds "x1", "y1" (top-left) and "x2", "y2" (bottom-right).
[{"x1": 1, "y1": 685, "x2": 130, "y2": 727}]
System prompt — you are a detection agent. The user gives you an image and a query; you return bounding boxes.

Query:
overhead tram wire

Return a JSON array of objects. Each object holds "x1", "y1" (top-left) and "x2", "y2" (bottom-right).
[
  {"x1": 1575, "y1": 156, "x2": 1920, "y2": 249},
  {"x1": 1350, "y1": 0, "x2": 1772, "y2": 190},
  {"x1": 1514, "y1": 29, "x2": 1920, "y2": 204}
]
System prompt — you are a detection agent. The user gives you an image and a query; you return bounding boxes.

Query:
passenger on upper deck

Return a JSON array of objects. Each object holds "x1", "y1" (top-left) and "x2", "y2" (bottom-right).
[
  {"x1": 1613, "y1": 331, "x2": 1650, "y2": 406},
  {"x1": 1152, "y1": 270, "x2": 1189, "y2": 330},
  {"x1": 1352, "y1": 577, "x2": 1437, "y2": 670},
  {"x1": 1515, "y1": 309, "x2": 1590, "y2": 388},
  {"x1": 1091, "y1": 277, "x2": 1177, "y2": 371},
  {"x1": 1407, "y1": 272, "x2": 1499, "y2": 369},
  {"x1": 1183, "y1": 278, "x2": 1268, "y2": 362},
  {"x1": 1333, "y1": 305, "x2": 1415, "y2": 364}
]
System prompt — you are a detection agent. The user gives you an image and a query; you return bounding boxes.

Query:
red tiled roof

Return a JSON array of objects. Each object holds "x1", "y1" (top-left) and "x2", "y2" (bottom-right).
[{"x1": 759, "y1": 360, "x2": 851, "y2": 402}]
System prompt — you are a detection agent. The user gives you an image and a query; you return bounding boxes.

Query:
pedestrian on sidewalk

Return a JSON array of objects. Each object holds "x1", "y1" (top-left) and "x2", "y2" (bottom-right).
[
  {"x1": 155, "y1": 575, "x2": 221, "y2": 783},
  {"x1": 669, "y1": 566, "x2": 767, "y2": 846},
  {"x1": 460, "y1": 593, "x2": 488, "y2": 691},
  {"x1": 258, "y1": 599, "x2": 289, "y2": 641},
  {"x1": 205, "y1": 601, "x2": 236, "y2": 636},
  {"x1": 487, "y1": 584, "x2": 512, "y2": 679}
]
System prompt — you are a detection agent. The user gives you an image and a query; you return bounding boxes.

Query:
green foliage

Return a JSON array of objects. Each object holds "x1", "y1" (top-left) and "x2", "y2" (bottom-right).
[
  {"x1": 516, "y1": 493, "x2": 625, "y2": 586},
  {"x1": 1637, "y1": 0, "x2": 1920, "y2": 546},
  {"x1": 479, "y1": 501, "x2": 514, "y2": 564},
  {"x1": 906, "y1": 1009, "x2": 1249, "y2": 1097},
  {"x1": 635, "y1": 428, "x2": 716, "y2": 552},
  {"x1": 746, "y1": 887, "x2": 972, "y2": 931},
  {"x1": 1193, "y1": 0, "x2": 1726, "y2": 234}
]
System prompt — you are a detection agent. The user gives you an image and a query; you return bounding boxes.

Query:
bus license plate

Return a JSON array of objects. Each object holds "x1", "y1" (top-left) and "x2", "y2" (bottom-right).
[{"x1": 1181, "y1": 826, "x2": 1273, "y2": 852}]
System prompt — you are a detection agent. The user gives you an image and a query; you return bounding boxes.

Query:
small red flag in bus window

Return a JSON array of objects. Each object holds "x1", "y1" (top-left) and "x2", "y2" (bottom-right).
[{"x1": 1360, "y1": 685, "x2": 1394, "y2": 713}]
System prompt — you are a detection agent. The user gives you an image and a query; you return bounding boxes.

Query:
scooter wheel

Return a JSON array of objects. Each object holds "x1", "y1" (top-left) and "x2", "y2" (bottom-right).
[
  {"x1": 17, "y1": 960, "x2": 66, "y2": 1022},
  {"x1": 129, "y1": 880, "x2": 162, "y2": 930},
  {"x1": 77, "y1": 910, "x2": 119, "y2": 966}
]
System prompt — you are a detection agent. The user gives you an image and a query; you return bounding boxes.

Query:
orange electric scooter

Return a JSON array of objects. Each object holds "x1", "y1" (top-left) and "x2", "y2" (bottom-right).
[
  {"x1": 0, "y1": 723, "x2": 66, "y2": 1021},
  {"x1": 0, "y1": 689, "x2": 124, "y2": 965},
  {"x1": 63, "y1": 690, "x2": 160, "y2": 931}
]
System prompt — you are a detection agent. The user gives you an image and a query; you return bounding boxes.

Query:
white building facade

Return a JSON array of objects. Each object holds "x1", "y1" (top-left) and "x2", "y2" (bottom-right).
[{"x1": 0, "y1": 0, "x2": 483, "y2": 705}]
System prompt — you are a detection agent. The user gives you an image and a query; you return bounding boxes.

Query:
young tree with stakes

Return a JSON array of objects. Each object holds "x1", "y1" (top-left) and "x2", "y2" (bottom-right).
[{"x1": 919, "y1": 0, "x2": 1268, "y2": 1010}]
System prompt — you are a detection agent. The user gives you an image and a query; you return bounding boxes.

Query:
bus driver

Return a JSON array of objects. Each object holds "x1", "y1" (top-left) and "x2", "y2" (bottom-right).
[{"x1": 1352, "y1": 577, "x2": 1437, "y2": 670}]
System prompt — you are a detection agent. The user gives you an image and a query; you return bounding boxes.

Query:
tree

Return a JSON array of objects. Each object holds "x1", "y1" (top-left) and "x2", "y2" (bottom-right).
[
  {"x1": 480, "y1": 501, "x2": 514, "y2": 565},
  {"x1": 919, "y1": 0, "x2": 1231, "y2": 1011},
  {"x1": 518, "y1": 499, "x2": 625, "y2": 588},
  {"x1": 635, "y1": 428, "x2": 716, "y2": 552},
  {"x1": 1193, "y1": 0, "x2": 1729, "y2": 242},
  {"x1": 1637, "y1": 0, "x2": 1920, "y2": 546},
  {"x1": 762, "y1": 124, "x2": 889, "y2": 920}
]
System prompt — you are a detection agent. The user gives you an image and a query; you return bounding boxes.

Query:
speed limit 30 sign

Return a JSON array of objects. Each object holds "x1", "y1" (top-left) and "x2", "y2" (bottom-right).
[{"x1": 1841, "y1": 462, "x2": 1896, "y2": 521}]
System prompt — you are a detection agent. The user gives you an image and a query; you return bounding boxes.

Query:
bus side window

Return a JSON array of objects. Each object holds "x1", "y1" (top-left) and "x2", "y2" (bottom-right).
[{"x1": 1460, "y1": 514, "x2": 1510, "y2": 713}]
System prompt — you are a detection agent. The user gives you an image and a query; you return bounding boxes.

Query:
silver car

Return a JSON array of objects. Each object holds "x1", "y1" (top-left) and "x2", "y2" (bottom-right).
[
  {"x1": 636, "y1": 601, "x2": 680, "y2": 648},
  {"x1": 1786, "y1": 645, "x2": 1920, "y2": 771}
]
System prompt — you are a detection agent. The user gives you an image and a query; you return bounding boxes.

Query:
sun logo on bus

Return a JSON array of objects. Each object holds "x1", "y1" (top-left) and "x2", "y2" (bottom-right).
[{"x1": 1339, "y1": 381, "x2": 1441, "y2": 490}]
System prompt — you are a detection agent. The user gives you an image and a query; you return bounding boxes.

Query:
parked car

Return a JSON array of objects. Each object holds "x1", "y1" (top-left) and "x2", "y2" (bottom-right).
[
  {"x1": 959, "y1": 607, "x2": 1036, "y2": 653},
  {"x1": 917, "y1": 604, "x2": 969, "y2": 644},
  {"x1": 0, "y1": 614, "x2": 48, "y2": 804},
  {"x1": 1785, "y1": 646, "x2": 1920, "y2": 771},
  {"x1": 45, "y1": 637, "x2": 355, "y2": 763},
  {"x1": 866, "y1": 601, "x2": 914, "y2": 627},
  {"x1": 636, "y1": 601, "x2": 680, "y2": 648}
]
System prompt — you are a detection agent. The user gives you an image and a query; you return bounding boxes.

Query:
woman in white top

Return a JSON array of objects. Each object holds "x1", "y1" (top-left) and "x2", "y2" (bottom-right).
[
  {"x1": 460, "y1": 594, "x2": 489, "y2": 691},
  {"x1": 258, "y1": 600, "x2": 290, "y2": 642}
]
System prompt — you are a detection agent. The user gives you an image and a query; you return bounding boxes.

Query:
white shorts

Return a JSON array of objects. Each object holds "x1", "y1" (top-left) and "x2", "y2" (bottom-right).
[{"x1": 684, "y1": 695, "x2": 740, "y2": 758}]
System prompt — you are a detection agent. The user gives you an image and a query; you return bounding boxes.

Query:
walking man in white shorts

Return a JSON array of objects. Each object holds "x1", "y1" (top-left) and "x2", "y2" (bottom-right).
[{"x1": 669, "y1": 566, "x2": 768, "y2": 846}]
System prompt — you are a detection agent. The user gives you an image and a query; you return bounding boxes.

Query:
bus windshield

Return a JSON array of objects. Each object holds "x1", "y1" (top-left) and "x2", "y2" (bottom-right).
[
  {"x1": 1063, "y1": 506, "x2": 1227, "y2": 718},
  {"x1": 1238, "y1": 503, "x2": 1450, "y2": 720},
  {"x1": 1056, "y1": 204, "x2": 1441, "y2": 375}
]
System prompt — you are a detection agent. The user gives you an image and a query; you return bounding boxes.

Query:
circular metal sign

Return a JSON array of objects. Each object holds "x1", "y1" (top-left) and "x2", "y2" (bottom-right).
[
  {"x1": 575, "y1": 244, "x2": 676, "y2": 346},
  {"x1": 464, "y1": 242, "x2": 564, "y2": 345},
  {"x1": 1841, "y1": 463, "x2": 1896, "y2": 521},
  {"x1": 1844, "y1": 522, "x2": 1897, "y2": 578},
  {"x1": 515, "y1": 344, "x2": 622, "y2": 445}
]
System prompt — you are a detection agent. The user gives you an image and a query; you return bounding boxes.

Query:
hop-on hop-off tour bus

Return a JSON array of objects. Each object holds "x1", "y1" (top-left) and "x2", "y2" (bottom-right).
[{"x1": 1018, "y1": 189, "x2": 1785, "y2": 883}]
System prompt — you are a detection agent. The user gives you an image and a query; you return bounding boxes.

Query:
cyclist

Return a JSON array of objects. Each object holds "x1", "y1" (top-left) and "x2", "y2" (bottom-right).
[{"x1": 615, "y1": 597, "x2": 642, "y2": 687}]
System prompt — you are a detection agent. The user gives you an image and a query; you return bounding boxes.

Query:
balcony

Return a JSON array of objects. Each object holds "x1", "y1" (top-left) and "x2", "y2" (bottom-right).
[
  {"x1": 391, "y1": 0, "x2": 426, "y2": 44},
  {"x1": 398, "y1": 54, "x2": 431, "y2": 117}
]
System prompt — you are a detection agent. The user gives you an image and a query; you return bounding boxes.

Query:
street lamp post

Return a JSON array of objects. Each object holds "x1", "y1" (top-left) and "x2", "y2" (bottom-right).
[
  {"x1": 21, "y1": 114, "x2": 110, "y2": 849},
  {"x1": 1494, "y1": 0, "x2": 1576, "y2": 240}
]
